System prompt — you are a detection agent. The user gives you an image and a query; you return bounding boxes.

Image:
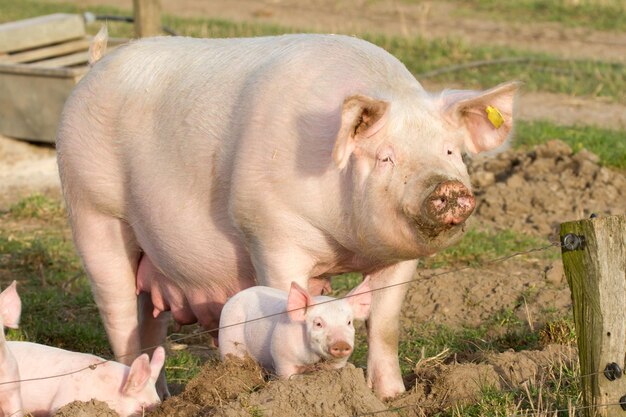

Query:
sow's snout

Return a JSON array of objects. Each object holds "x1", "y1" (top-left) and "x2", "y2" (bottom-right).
[{"x1": 423, "y1": 180, "x2": 476, "y2": 227}]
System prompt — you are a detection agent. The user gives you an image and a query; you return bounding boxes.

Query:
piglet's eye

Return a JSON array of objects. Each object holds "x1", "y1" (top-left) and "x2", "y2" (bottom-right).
[
  {"x1": 348, "y1": 320, "x2": 352, "y2": 326},
  {"x1": 447, "y1": 149, "x2": 453, "y2": 155}
]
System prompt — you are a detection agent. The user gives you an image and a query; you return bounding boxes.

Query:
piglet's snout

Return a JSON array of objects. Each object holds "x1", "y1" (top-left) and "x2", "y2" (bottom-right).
[
  {"x1": 329, "y1": 341, "x2": 353, "y2": 358},
  {"x1": 425, "y1": 180, "x2": 475, "y2": 226}
]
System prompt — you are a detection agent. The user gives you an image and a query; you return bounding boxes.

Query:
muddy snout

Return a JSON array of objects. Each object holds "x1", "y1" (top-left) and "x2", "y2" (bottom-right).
[
  {"x1": 425, "y1": 180, "x2": 475, "y2": 226},
  {"x1": 329, "y1": 341, "x2": 353, "y2": 358}
]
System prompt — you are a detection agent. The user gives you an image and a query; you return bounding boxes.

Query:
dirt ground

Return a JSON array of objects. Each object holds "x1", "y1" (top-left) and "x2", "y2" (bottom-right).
[
  {"x1": 2, "y1": 1, "x2": 625, "y2": 416},
  {"x1": 11, "y1": 134, "x2": 621, "y2": 417}
]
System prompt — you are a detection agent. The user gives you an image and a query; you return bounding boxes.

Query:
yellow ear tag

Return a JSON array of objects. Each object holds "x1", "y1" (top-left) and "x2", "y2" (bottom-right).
[{"x1": 485, "y1": 105, "x2": 504, "y2": 129}]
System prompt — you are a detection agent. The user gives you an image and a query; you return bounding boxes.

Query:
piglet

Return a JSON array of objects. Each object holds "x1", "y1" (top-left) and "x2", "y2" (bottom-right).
[
  {"x1": 8, "y1": 342, "x2": 165, "y2": 417},
  {"x1": 0, "y1": 284, "x2": 165, "y2": 417},
  {"x1": 0, "y1": 281, "x2": 23, "y2": 417},
  {"x1": 219, "y1": 278, "x2": 371, "y2": 378}
]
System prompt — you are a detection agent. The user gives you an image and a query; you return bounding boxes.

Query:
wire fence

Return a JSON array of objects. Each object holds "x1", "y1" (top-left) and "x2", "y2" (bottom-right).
[{"x1": 0, "y1": 236, "x2": 605, "y2": 416}]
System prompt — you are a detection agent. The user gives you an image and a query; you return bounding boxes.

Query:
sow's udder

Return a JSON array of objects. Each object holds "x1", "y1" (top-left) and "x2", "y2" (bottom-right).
[
  {"x1": 136, "y1": 254, "x2": 334, "y2": 331},
  {"x1": 135, "y1": 254, "x2": 235, "y2": 331}
]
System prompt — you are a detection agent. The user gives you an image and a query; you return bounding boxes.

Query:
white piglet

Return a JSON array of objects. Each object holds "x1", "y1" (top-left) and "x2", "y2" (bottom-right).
[
  {"x1": 8, "y1": 342, "x2": 165, "y2": 417},
  {"x1": 0, "y1": 281, "x2": 23, "y2": 417},
  {"x1": 219, "y1": 278, "x2": 371, "y2": 378},
  {"x1": 0, "y1": 283, "x2": 165, "y2": 417}
]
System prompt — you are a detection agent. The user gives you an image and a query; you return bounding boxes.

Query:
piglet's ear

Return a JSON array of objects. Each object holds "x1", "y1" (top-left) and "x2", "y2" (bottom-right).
[
  {"x1": 0, "y1": 281, "x2": 21, "y2": 329},
  {"x1": 150, "y1": 346, "x2": 166, "y2": 381},
  {"x1": 287, "y1": 282, "x2": 312, "y2": 322},
  {"x1": 123, "y1": 353, "x2": 151, "y2": 395},
  {"x1": 440, "y1": 81, "x2": 520, "y2": 154},
  {"x1": 345, "y1": 277, "x2": 372, "y2": 321},
  {"x1": 333, "y1": 95, "x2": 389, "y2": 170}
]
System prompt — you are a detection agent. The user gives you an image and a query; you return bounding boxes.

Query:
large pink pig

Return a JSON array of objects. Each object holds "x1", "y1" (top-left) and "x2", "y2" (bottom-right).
[{"x1": 57, "y1": 33, "x2": 518, "y2": 398}]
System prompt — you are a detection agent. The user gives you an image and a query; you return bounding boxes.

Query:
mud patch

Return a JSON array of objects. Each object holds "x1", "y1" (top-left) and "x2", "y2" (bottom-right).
[
  {"x1": 402, "y1": 257, "x2": 569, "y2": 331},
  {"x1": 469, "y1": 139, "x2": 626, "y2": 238},
  {"x1": 0, "y1": 134, "x2": 60, "y2": 209},
  {"x1": 390, "y1": 344, "x2": 577, "y2": 416},
  {"x1": 142, "y1": 345, "x2": 577, "y2": 417},
  {"x1": 149, "y1": 361, "x2": 395, "y2": 417},
  {"x1": 148, "y1": 356, "x2": 265, "y2": 417},
  {"x1": 53, "y1": 399, "x2": 118, "y2": 417}
]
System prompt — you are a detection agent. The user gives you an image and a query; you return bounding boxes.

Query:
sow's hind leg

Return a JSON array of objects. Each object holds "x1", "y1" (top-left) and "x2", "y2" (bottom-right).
[{"x1": 66, "y1": 208, "x2": 144, "y2": 375}]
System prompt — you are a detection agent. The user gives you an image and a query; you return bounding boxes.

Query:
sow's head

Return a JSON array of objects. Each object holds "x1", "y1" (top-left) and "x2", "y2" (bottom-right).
[{"x1": 332, "y1": 81, "x2": 520, "y2": 260}]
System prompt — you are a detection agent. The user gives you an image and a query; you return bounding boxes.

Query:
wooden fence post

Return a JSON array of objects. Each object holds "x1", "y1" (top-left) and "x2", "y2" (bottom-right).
[
  {"x1": 133, "y1": 0, "x2": 161, "y2": 38},
  {"x1": 561, "y1": 214, "x2": 626, "y2": 417}
]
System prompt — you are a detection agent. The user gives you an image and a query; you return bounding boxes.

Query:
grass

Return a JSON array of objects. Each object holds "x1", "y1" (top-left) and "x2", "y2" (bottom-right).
[
  {"x1": 515, "y1": 121, "x2": 626, "y2": 170},
  {"x1": 0, "y1": 194, "x2": 202, "y2": 382},
  {"x1": 424, "y1": 228, "x2": 559, "y2": 269},
  {"x1": 452, "y1": 0, "x2": 626, "y2": 32}
]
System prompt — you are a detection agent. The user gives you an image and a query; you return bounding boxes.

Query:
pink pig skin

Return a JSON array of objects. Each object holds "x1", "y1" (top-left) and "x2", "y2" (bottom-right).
[
  {"x1": 7, "y1": 342, "x2": 165, "y2": 417},
  {"x1": 0, "y1": 282, "x2": 23, "y2": 417},
  {"x1": 57, "y1": 33, "x2": 519, "y2": 398},
  {"x1": 219, "y1": 278, "x2": 371, "y2": 377}
]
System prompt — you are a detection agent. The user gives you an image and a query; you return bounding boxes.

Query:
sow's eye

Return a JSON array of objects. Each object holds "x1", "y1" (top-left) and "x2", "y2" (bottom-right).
[{"x1": 444, "y1": 142, "x2": 462, "y2": 161}]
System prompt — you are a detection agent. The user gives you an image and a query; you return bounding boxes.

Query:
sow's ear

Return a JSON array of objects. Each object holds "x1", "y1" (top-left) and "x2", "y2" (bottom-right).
[
  {"x1": 440, "y1": 81, "x2": 520, "y2": 154},
  {"x1": 333, "y1": 95, "x2": 389, "y2": 169}
]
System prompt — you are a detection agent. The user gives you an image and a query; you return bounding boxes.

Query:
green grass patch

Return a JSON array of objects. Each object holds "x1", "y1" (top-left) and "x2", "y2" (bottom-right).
[
  {"x1": 453, "y1": 0, "x2": 626, "y2": 32},
  {"x1": 348, "y1": 308, "x2": 560, "y2": 375},
  {"x1": 165, "y1": 349, "x2": 202, "y2": 384},
  {"x1": 372, "y1": 34, "x2": 626, "y2": 104},
  {"x1": 424, "y1": 228, "x2": 559, "y2": 269},
  {"x1": 447, "y1": 386, "x2": 518, "y2": 417},
  {"x1": 1, "y1": 193, "x2": 109, "y2": 356},
  {"x1": 8, "y1": 193, "x2": 65, "y2": 220},
  {"x1": 447, "y1": 357, "x2": 581, "y2": 417},
  {"x1": 0, "y1": 200, "x2": 110, "y2": 354},
  {"x1": 332, "y1": 229, "x2": 558, "y2": 290},
  {"x1": 515, "y1": 121, "x2": 626, "y2": 170},
  {"x1": 0, "y1": 0, "x2": 135, "y2": 37}
]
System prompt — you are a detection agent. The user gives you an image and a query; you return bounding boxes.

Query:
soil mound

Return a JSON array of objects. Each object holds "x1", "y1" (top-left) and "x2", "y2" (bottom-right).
[
  {"x1": 53, "y1": 399, "x2": 118, "y2": 417},
  {"x1": 140, "y1": 345, "x2": 578, "y2": 417},
  {"x1": 469, "y1": 139, "x2": 626, "y2": 237}
]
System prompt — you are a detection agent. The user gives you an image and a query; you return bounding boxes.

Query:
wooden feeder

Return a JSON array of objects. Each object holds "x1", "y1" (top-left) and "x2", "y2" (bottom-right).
[{"x1": 0, "y1": 13, "x2": 126, "y2": 143}]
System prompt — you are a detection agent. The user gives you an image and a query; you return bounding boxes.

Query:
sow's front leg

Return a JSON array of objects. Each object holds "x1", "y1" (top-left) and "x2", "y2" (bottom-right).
[{"x1": 365, "y1": 259, "x2": 418, "y2": 399}]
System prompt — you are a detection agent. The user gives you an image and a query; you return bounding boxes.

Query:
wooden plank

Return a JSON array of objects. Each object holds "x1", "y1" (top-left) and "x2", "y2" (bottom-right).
[
  {"x1": 0, "y1": 62, "x2": 83, "y2": 78},
  {"x1": 0, "y1": 39, "x2": 91, "y2": 64},
  {"x1": 33, "y1": 51, "x2": 89, "y2": 68},
  {"x1": 0, "y1": 14, "x2": 85, "y2": 54},
  {"x1": 133, "y1": 0, "x2": 162, "y2": 37},
  {"x1": 561, "y1": 215, "x2": 626, "y2": 417}
]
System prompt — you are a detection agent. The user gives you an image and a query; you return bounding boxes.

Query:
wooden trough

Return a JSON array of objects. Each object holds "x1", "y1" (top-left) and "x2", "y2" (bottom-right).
[{"x1": 0, "y1": 13, "x2": 126, "y2": 143}]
